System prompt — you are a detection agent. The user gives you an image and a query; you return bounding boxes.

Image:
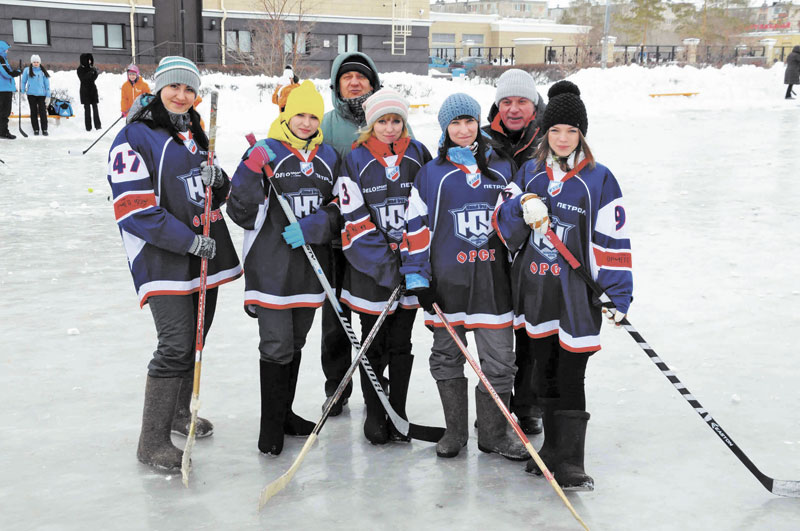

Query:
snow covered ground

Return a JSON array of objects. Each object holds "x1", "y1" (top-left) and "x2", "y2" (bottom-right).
[{"x1": 1, "y1": 63, "x2": 800, "y2": 530}]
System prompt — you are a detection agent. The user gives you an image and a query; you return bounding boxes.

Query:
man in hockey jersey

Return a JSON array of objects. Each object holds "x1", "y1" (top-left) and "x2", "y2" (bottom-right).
[
  {"x1": 495, "y1": 80, "x2": 633, "y2": 490},
  {"x1": 107, "y1": 56, "x2": 242, "y2": 471},
  {"x1": 228, "y1": 80, "x2": 340, "y2": 456},
  {"x1": 0, "y1": 41, "x2": 22, "y2": 139},
  {"x1": 402, "y1": 93, "x2": 527, "y2": 461},
  {"x1": 482, "y1": 69, "x2": 547, "y2": 436},
  {"x1": 316, "y1": 52, "x2": 381, "y2": 416},
  {"x1": 336, "y1": 88, "x2": 432, "y2": 444}
]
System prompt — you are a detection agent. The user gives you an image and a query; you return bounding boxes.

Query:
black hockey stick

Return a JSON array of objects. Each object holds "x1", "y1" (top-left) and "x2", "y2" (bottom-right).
[
  {"x1": 245, "y1": 133, "x2": 444, "y2": 444},
  {"x1": 259, "y1": 284, "x2": 403, "y2": 508},
  {"x1": 68, "y1": 114, "x2": 125, "y2": 155},
  {"x1": 17, "y1": 60, "x2": 27, "y2": 138},
  {"x1": 544, "y1": 227, "x2": 800, "y2": 497}
]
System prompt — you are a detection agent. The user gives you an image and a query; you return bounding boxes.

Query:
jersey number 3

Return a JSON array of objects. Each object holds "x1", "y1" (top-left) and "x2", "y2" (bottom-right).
[{"x1": 112, "y1": 150, "x2": 141, "y2": 174}]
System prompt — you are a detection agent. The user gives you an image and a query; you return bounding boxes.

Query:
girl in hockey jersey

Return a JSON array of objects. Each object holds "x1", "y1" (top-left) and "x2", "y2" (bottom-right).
[
  {"x1": 20, "y1": 55, "x2": 50, "y2": 136},
  {"x1": 336, "y1": 88, "x2": 432, "y2": 444},
  {"x1": 107, "y1": 56, "x2": 242, "y2": 471},
  {"x1": 228, "y1": 80, "x2": 340, "y2": 456},
  {"x1": 401, "y1": 93, "x2": 527, "y2": 461},
  {"x1": 495, "y1": 80, "x2": 633, "y2": 490}
]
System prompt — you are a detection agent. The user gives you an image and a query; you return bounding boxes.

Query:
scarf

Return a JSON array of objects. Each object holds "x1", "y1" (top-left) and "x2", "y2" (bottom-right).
[{"x1": 343, "y1": 91, "x2": 372, "y2": 125}]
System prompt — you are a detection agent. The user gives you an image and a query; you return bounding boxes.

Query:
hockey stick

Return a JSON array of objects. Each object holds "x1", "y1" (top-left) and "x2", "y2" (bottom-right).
[
  {"x1": 245, "y1": 132, "x2": 445, "y2": 444},
  {"x1": 17, "y1": 60, "x2": 27, "y2": 138},
  {"x1": 259, "y1": 284, "x2": 404, "y2": 508},
  {"x1": 181, "y1": 91, "x2": 218, "y2": 487},
  {"x1": 68, "y1": 114, "x2": 125, "y2": 155},
  {"x1": 544, "y1": 227, "x2": 800, "y2": 498},
  {"x1": 431, "y1": 303, "x2": 590, "y2": 530}
]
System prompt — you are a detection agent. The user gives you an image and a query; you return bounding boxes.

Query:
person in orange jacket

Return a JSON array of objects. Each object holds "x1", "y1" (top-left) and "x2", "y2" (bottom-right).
[{"x1": 120, "y1": 64, "x2": 150, "y2": 117}]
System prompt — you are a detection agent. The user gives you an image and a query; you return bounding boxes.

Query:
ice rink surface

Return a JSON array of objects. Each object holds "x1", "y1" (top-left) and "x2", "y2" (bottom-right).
[{"x1": 1, "y1": 65, "x2": 800, "y2": 530}]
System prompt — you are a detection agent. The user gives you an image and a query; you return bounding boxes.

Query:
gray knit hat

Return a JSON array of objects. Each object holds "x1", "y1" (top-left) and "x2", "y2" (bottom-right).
[
  {"x1": 437, "y1": 93, "x2": 481, "y2": 132},
  {"x1": 154, "y1": 56, "x2": 201, "y2": 94},
  {"x1": 494, "y1": 69, "x2": 539, "y2": 106}
]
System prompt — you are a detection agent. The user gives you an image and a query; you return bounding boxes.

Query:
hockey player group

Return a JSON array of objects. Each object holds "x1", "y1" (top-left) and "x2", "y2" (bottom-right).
[{"x1": 107, "y1": 53, "x2": 632, "y2": 493}]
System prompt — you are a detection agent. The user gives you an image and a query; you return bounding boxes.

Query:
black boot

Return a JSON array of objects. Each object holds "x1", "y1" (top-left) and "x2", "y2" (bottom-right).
[
  {"x1": 284, "y1": 351, "x2": 314, "y2": 436},
  {"x1": 359, "y1": 356, "x2": 389, "y2": 444},
  {"x1": 476, "y1": 388, "x2": 528, "y2": 461},
  {"x1": 553, "y1": 410, "x2": 594, "y2": 491},
  {"x1": 435, "y1": 377, "x2": 468, "y2": 457},
  {"x1": 172, "y1": 370, "x2": 214, "y2": 438},
  {"x1": 387, "y1": 354, "x2": 413, "y2": 442},
  {"x1": 259, "y1": 360, "x2": 290, "y2": 456},
  {"x1": 526, "y1": 397, "x2": 559, "y2": 475},
  {"x1": 137, "y1": 375, "x2": 183, "y2": 471}
]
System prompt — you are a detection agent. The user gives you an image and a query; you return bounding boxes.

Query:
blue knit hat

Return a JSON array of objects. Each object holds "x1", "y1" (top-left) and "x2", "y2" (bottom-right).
[
  {"x1": 154, "y1": 56, "x2": 201, "y2": 94},
  {"x1": 437, "y1": 93, "x2": 481, "y2": 132}
]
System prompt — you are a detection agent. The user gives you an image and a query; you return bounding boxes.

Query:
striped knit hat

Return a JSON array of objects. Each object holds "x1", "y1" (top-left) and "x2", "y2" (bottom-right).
[
  {"x1": 362, "y1": 88, "x2": 409, "y2": 129},
  {"x1": 154, "y1": 56, "x2": 201, "y2": 94}
]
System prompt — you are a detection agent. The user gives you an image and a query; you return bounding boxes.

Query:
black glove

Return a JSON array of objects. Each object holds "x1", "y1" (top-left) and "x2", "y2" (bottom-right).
[
  {"x1": 412, "y1": 283, "x2": 437, "y2": 313},
  {"x1": 188, "y1": 235, "x2": 216, "y2": 259},
  {"x1": 11, "y1": 69, "x2": 21, "y2": 77}
]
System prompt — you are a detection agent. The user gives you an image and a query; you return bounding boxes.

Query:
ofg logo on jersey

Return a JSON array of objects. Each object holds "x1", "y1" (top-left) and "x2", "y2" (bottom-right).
[
  {"x1": 284, "y1": 188, "x2": 323, "y2": 218},
  {"x1": 370, "y1": 196, "x2": 407, "y2": 242},
  {"x1": 178, "y1": 168, "x2": 206, "y2": 207},
  {"x1": 530, "y1": 216, "x2": 574, "y2": 261},
  {"x1": 450, "y1": 202, "x2": 493, "y2": 247}
]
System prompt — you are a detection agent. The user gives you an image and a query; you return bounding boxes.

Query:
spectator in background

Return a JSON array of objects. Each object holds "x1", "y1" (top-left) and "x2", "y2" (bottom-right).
[
  {"x1": 121, "y1": 63, "x2": 150, "y2": 117},
  {"x1": 784, "y1": 45, "x2": 800, "y2": 100},
  {"x1": 77, "y1": 53, "x2": 102, "y2": 131},
  {"x1": 0, "y1": 40, "x2": 22, "y2": 139},
  {"x1": 21, "y1": 54, "x2": 51, "y2": 136}
]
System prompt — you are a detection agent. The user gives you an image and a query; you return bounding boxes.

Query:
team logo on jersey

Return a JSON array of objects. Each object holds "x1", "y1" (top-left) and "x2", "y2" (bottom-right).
[
  {"x1": 530, "y1": 216, "x2": 574, "y2": 261},
  {"x1": 466, "y1": 173, "x2": 481, "y2": 189},
  {"x1": 178, "y1": 168, "x2": 205, "y2": 207},
  {"x1": 300, "y1": 161, "x2": 315, "y2": 177},
  {"x1": 385, "y1": 166, "x2": 400, "y2": 182},
  {"x1": 369, "y1": 196, "x2": 407, "y2": 242},
  {"x1": 284, "y1": 187, "x2": 323, "y2": 218},
  {"x1": 548, "y1": 181, "x2": 563, "y2": 197},
  {"x1": 450, "y1": 202, "x2": 493, "y2": 247},
  {"x1": 178, "y1": 132, "x2": 198, "y2": 154}
]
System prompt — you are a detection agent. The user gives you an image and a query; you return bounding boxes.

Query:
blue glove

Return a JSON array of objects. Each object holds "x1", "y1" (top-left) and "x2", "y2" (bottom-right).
[
  {"x1": 282, "y1": 222, "x2": 305, "y2": 249},
  {"x1": 405, "y1": 273, "x2": 429, "y2": 291}
]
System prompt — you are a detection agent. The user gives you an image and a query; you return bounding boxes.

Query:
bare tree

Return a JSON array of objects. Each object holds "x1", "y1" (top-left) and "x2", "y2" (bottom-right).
[{"x1": 228, "y1": 0, "x2": 319, "y2": 77}]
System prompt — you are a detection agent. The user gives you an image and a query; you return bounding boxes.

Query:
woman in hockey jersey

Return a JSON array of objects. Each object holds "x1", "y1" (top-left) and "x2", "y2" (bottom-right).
[
  {"x1": 336, "y1": 88, "x2": 432, "y2": 444},
  {"x1": 107, "y1": 56, "x2": 242, "y2": 471},
  {"x1": 228, "y1": 80, "x2": 340, "y2": 456},
  {"x1": 401, "y1": 93, "x2": 527, "y2": 461},
  {"x1": 495, "y1": 80, "x2": 633, "y2": 490}
]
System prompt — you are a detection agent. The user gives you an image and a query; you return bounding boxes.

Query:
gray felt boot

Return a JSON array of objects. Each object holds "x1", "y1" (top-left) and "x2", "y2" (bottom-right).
[
  {"x1": 137, "y1": 375, "x2": 184, "y2": 471},
  {"x1": 435, "y1": 377, "x2": 469, "y2": 458},
  {"x1": 476, "y1": 388, "x2": 528, "y2": 461}
]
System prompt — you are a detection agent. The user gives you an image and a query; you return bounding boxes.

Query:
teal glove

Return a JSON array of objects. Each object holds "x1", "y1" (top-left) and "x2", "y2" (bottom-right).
[{"x1": 282, "y1": 222, "x2": 305, "y2": 249}]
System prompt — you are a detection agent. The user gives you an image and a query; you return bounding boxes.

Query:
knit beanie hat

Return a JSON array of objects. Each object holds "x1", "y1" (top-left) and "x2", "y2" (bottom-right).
[
  {"x1": 437, "y1": 93, "x2": 481, "y2": 132},
  {"x1": 126, "y1": 63, "x2": 140, "y2": 75},
  {"x1": 30, "y1": 54, "x2": 41, "y2": 63},
  {"x1": 363, "y1": 88, "x2": 409, "y2": 129},
  {"x1": 337, "y1": 55, "x2": 377, "y2": 90},
  {"x1": 540, "y1": 80, "x2": 588, "y2": 136},
  {"x1": 281, "y1": 80, "x2": 324, "y2": 122},
  {"x1": 154, "y1": 56, "x2": 201, "y2": 94},
  {"x1": 495, "y1": 69, "x2": 538, "y2": 106}
]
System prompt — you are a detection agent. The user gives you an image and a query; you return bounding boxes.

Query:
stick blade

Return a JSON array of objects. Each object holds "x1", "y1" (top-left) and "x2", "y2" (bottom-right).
[
  {"x1": 406, "y1": 423, "x2": 446, "y2": 443},
  {"x1": 772, "y1": 479, "x2": 800, "y2": 497},
  {"x1": 258, "y1": 433, "x2": 318, "y2": 509},
  {"x1": 180, "y1": 411, "x2": 199, "y2": 487}
]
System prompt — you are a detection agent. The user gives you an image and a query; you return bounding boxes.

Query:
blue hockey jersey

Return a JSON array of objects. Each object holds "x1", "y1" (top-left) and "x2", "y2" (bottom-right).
[
  {"x1": 107, "y1": 122, "x2": 242, "y2": 307},
  {"x1": 337, "y1": 137, "x2": 432, "y2": 314},
  {"x1": 228, "y1": 138, "x2": 339, "y2": 315},
  {"x1": 494, "y1": 154, "x2": 633, "y2": 353},
  {"x1": 400, "y1": 148, "x2": 515, "y2": 328}
]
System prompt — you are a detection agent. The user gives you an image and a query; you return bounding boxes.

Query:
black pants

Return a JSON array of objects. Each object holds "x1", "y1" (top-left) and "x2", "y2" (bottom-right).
[
  {"x1": 84, "y1": 103, "x2": 101, "y2": 131},
  {"x1": 531, "y1": 334, "x2": 592, "y2": 411},
  {"x1": 358, "y1": 307, "x2": 416, "y2": 365},
  {"x1": 320, "y1": 246, "x2": 353, "y2": 398},
  {"x1": 0, "y1": 91, "x2": 12, "y2": 134},
  {"x1": 786, "y1": 84, "x2": 795, "y2": 98},
  {"x1": 512, "y1": 327, "x2": 538, "y2": 416},
  {"x1": 146, "y1": 289, "x2": 218, "y2": 378},
  {"x1": 27, "y1": 95, "x2": 47, "y2": 132}
]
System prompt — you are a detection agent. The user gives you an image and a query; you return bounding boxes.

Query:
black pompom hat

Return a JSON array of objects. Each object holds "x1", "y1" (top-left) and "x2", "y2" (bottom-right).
[{"x1": 541, "y1": 80, "x2": 588, "y2": 136}]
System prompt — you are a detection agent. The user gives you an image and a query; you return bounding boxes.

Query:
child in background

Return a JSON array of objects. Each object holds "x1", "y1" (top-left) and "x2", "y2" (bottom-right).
[
  {"x1": 21, "y1": 54, "x2": 50, "y2": 136},
  {"x1": 121, "y1": 64, "x2": 150, "y2": 117}
]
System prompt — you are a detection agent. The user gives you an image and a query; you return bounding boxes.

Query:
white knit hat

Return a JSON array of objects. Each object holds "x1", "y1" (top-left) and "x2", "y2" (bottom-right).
[
  {"x1": 363, "y1": 88, "x2": 409, "y2": 128},
  {"x1": 495, "y1": 69, "x2": 539, "y2": 106},
  {"x1": 154, "y1": 56, "x2": 201, "y2": 94},
  {"x1": 31, "y1": 54, "x2": 41, "y2": 63}
]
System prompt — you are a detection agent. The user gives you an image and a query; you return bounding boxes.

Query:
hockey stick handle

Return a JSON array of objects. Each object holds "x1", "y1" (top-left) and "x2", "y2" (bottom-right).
[
  {"x1": 543, "y1": 228, "x2": 800, "y2": 497},
  {"x1": 431, "y1": 303, "x2": 589, "y2": 530}
]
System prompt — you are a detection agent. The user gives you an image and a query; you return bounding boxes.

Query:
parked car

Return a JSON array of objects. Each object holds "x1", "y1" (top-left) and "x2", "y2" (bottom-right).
[{"x1": 448, "y1": 56, "x2": 490, "y2": 78}]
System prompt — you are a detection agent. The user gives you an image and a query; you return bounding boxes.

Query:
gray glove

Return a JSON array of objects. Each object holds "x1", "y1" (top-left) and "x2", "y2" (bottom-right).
[
  {"x1": 200, "y1": 161, "x2": 224, "y2": 189},
  {"x1": 188, "y1": 235, "x2": 216, "y2": 259}
]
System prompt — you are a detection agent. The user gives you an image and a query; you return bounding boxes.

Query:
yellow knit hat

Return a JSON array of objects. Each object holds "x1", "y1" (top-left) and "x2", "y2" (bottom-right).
[{"x1": 281, "y1": 80, "x2": 324, "y2": 122}]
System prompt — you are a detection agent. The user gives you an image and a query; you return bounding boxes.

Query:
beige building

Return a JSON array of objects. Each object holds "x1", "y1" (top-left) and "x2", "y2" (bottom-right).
[{"x1": 431, "y1": 0, "x2": 549, "y2": 19}]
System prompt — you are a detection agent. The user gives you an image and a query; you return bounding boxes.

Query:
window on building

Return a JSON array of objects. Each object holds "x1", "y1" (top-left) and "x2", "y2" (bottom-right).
[
  {"x1": 92, "y1": 23, "x2": 124, "y2": 49},
  {"x1": 12, "y1": 19, "x2": 50, "y2": 45},
  {"x1": 337, "y1": 34, "x2": 359, "y2": 54},
  {"x1": 285, "y1": 32, "x2": 307, "y2": 55},
  {"x1": 432, "y1": 33, "x2": 456, "y2": 44},
  {"x1": 463, "y1": 33, "x2": 485, "y2": 45},
  {"x1": 226, "y1": 30, "x2": 252, "y2": 53}
]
